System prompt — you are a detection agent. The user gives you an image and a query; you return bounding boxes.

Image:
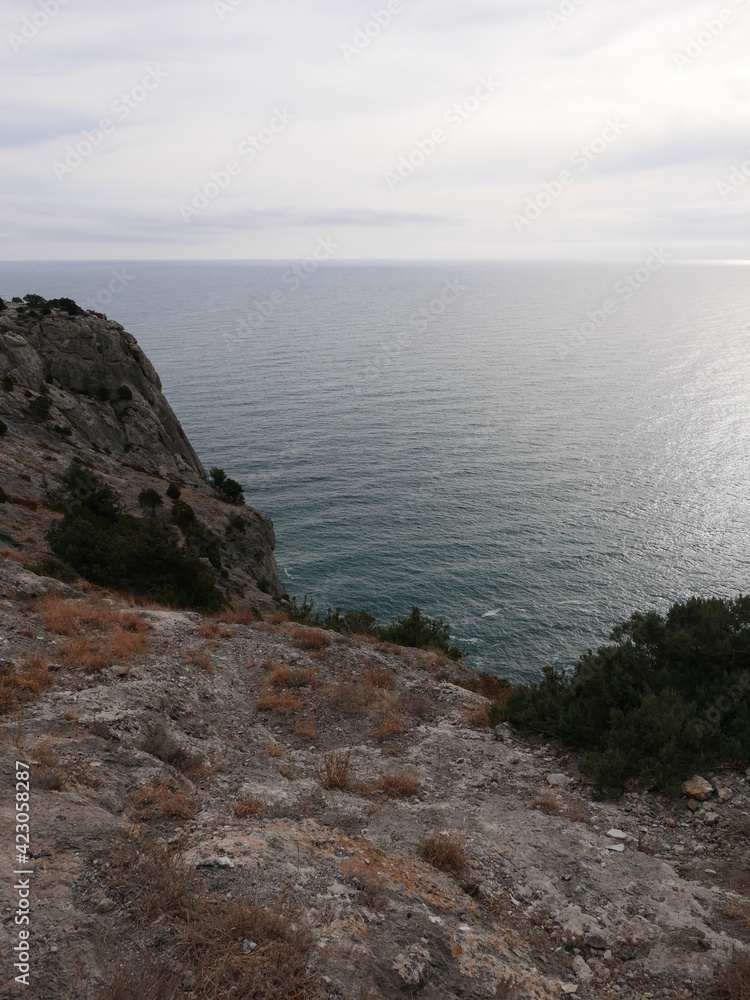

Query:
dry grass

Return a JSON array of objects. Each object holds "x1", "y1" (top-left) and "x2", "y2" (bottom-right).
[
  {"x1": 707, "y1": 948, "x2": 750, "y2": 1000},
  {"x1": 364, "y1": 664, "x2": 394, "y2": 692},
  {"x1": 131, "y1": 779, "x2": 198, "y2": 821},
  {"x1": 341, "y1": 858, "x2": 387, "y2": 909},
  {"x1": 294, "y1": 710, "x2": 316, "y2": 739},
  {"x1": 290, "y1": 626, "x2": 331, "y2": 651},
  {"x1": 185, "y1": 647, "x2": 214, "y2": 673},
  {"x1": 722, "y1": 901, "x2": 750, "y2": 932},
  {"x1": 230, "y1": 798, "x2": 266, "y2": 818},
  {"x1": 268, "y1": 662, "x2": 316, "y2": 689},
  {"x1": 267, "y1": 743, "x2": 283, "y2": 758},
  {"x1": 213, "y1": 605, "x2": 260, "y2": 625},
  {"x1": 371, "y1": 699, "x2": 409, "y2": 742},
  {"x1": 30, "y1": 737, "x2": 67, "y2": 791},
  {"x1": 0, "y1": 655, "x2": 53, "y2": 715},
  {"x1": 140, "y1": 725, "x2": 207, "y2": 779},
  {"x1": 377, "y1": 769, "x2": 420, "y2": 799},
  {"x1": 255, "y1": 688, "x2": 302, "y2": 716},
  {"x1": 330, "y1": 679, "x2": 372, "y2": 717},
  {"x1": 530, "y1": 795, "x2": 559, "y2": 815},
  {"x1": 36, "y1": 595, "x2": 148, "y2": 672},
  {"x1": 105, "y1": 833, "x2": 319, "y2": 999},
  {"x1": 317, "y1": 749, "x2": 352, "y2": 790},
  {"x1": 197, "y1": 621, "x2": 233, "y2": 639},
  {"x1": 419, "y1": 830, "x2": 467, "y2": 876},
  {"x1": 263, "y1": 609, "x2": 289, "y2": 625},
  {"x1": 565, "y1": 798, "x2": 590, "y2": 823},
  {"x1": 462, "y1": 699, "x2": 491, "y2": 728}
]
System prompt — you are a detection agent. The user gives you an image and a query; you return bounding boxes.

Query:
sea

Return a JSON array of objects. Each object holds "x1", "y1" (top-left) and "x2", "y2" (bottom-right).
[{"x1": 2, "y1": 259, "x2": 749, "y2": 682}]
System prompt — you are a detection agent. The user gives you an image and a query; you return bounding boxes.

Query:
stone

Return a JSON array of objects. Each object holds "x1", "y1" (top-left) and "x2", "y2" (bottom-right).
[
  {"x1": 243, "y1": 939, "x2": 258, "y2": 954},
  {"x1": 665, "y1": 818, "x2": 676, "y2": 828},
  {"x1": 703, "y1": 813, "x2": 719, "y2": 826},
  {"x1": 585, "y1": 930, "x2": 609, "y2": 950},
  {"x1": 573, "y1": 955, "x2": 594, "y2": 984},
  {"x1": 606, "y1": 843, "x2": 625, "y2": 853},
  {"x1": 607, "y1": 829, "x2": 628, "y2": 840},
  {"x1": 717, "y1": 787, "x2": 732, "y2": 803},
  {"x1": 547, "y1": 773, "x2": 571, "y2": 788},
  {"x1": 682, "y1": 777, "x2": 713, "y2": 801},
  {"x1": 94, "y1": 897, "x2": 116, "y2": 914},
  {"x1": 687, "y1": 799, "x2": 700, "y2": 812}
]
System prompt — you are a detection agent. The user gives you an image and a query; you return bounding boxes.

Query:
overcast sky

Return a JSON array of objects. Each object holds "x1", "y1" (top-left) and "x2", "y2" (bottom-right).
[{"x1": 1, "y1": 0, "x2": 748, "y2": 261}]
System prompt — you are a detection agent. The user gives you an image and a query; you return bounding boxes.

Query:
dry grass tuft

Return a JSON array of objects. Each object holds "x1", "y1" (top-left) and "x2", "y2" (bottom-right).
[
  {"x1": 255, "y1": 688, "x2": 302, "y2": 716},
  {"x1": 263, "y1": 609, "x2": 289, "y2": 625},
  {"x1": 197, "y1": 621, "x2": 233, "y2": 639},
  {"x1": 291, "y1": 626, "x2": 331, "y2": 651},
  {"x1": 341, "y1": 858, "x2": 387, "y2": 909},
  {"x1": 105, "y1": 834, "x2": 318, "y2": 999},
  {"x1": 462, "y1": 699, "x2": 491, "y2": 728},
  {"x1": 266, "y1": 743, "x2": 283, "y2": 758},
  {"x1": 371, "y1": 699, "x2": 409, "y2": 742},
  {"x1": 36, "y1": 595, "x2": 148, "y2": 673},
  {"x1": 268, "y1": 663, "x2": 316, "y2": 689},
  {"x1": 294, "y1": 709, "x2": 316, "y2": 739},
  {"x1": 364, "y1": 664, "x2": 394, "y2": 692},
  {"x1": 377, "y1": 769, "x2": 420, "y2": 799},
  {"x1": 317, "y1": 749, "x2": 352, "y2": 790},
  {"x1": 131, "y1": 779, "x2": 198, "y2": 821},
  {"x1": 707, "y1": 948, "x2": 750, "y2": 1000},
  {"x1": 330, "y1": 679, "x2": 372, "y2": 717},
  {"x1": 230, "y1": 797, "x2": 266, "y2": 818},
  {"x1": 419, "y1": 829, "x2": 467, "y2": 876},
  {"x1": 0, "y1": 655, "x2": 53, "y2": 715},
  {"x1": 530, "y1": 795, "x2": 559, "y2": 815},
  {"x1": 140, "y1": 725, "x2": 207, "y2": 779},
  {"x1": 185, "y1": 647, "x2": 214, "y2": 673}
]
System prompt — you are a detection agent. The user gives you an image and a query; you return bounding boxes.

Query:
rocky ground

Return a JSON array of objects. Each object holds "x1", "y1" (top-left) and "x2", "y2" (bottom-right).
[{"x1": 0, "y1": 563, "x2": 748, "y2": 999}]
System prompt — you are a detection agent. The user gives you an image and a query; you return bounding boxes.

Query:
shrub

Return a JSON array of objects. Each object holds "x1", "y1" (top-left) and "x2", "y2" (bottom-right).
[
  {"x1": 419, "y1": 830, "x2": 466, "y2": 875},
  {"x1": 23, "y1": 293, "x2": 47, "y2": 308},
  {"x1": 27, "y1": 394, "x2": 52, "y2": 421},
  {"x1": 117, "y1": 385, "x2": 133, "y2": 402},
  {"x1": 138, "y1": 488, "x2": 164, "y2": 513},
  {"x1": 171, "y1": 499, "x2": 196, "y2": 529},
  {"x1": 380, "y1": 606, "x2": 464, "y2": 660},
  {"x1": 0, "y1": 419, "x2": 7, "y2": 436},
  {"x1": 166, "y1": 483, "x2": 181, "y2": 501},
  {"x1": 2, "y1": 374, "x2": 14, "y2": 392},
  {"x1": 48, "y1": 297, "x2": 85, "y2": 317},
  {"x1": 47, "y1": 462, "x2": 225, "y2": 612},
  {"x1": 377, "y1": 769, "x2": 420, "y2": 798},
  {"x1": 209, "y1": 466, "x2": 245, "y2": 505},
  {"x1": 317, "y1": 749, "x2": 352, "y2": 790},
  {"x1": 505, "y1": 595, "x2": 750, "y2": 797}
]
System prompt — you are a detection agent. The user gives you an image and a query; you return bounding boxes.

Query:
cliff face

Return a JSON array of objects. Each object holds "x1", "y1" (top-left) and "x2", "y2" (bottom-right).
[{"x1": 0, "y1": 296, "x2": 283, "y2": 605}]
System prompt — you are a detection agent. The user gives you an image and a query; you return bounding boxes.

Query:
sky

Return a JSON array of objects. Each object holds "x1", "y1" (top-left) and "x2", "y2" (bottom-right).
[{"x1": 1, "y1": 0, "x2": 749, "y2": 261}]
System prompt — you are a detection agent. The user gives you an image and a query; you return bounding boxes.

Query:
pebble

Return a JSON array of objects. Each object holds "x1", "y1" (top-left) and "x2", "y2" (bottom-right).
[{"x1": 607, "y1": 829, "x2": 628, "y2": 840}]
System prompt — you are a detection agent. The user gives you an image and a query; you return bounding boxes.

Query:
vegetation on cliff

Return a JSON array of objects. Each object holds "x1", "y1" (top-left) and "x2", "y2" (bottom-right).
[
  {"x1": 46, "y1": 460, "x2": 225, "y2": 612},
  {"x1": 503, "y1": 595, "x2": 750, "y2": 797}
]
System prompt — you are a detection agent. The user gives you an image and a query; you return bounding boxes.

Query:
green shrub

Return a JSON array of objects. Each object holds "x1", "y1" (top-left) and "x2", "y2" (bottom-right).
[
  {"x1": 138, "y1": 488, "x2": 163, "y2": 513},
  {"x1": 47, "y1": 297, "x2": 84, "y2": 317},
  {"x1": 171, "y1": 500, "x2": 196, "y2": 529},
  {"x1": 380, "y1": 606, "x2": 464, "y2": 659},
  {"x1": 117, "y1": 385, "x2": 133, "y2": 402},
  {"x1": 25, "y1": 558, "x2": 78, "y2": 584},
  {"x1": 166, "y1": 483, "x2": 181, "y2": 501},
  {"x1": 48, "y1": 458, "x2": 122, "y2": 520},
  {"x1": 23, "y1": 293, "x2": 47, "y2": 308},
  {"x1": 0, "y1": 419, "x2": 7, "y2": 437},
  {"x1": 28, "y1": 395, "x2": 52, "y2": 422},
  {"x1": 504, "y1": 596, "x2": 750, "y2": 798},
  {"x1": 209, "y1": 467, "x2": 245, "y2": 506}
]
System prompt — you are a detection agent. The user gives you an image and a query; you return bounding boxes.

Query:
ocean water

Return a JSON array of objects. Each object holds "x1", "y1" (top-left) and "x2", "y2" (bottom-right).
[{"x1": 2, "y1": 260, "x2": 750, "y2": 681}]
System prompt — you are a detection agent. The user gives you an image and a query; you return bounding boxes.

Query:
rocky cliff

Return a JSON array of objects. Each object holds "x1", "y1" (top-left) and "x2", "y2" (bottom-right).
[{"x1": 0, "y1": 295, "x2": 283, "y2": 606}]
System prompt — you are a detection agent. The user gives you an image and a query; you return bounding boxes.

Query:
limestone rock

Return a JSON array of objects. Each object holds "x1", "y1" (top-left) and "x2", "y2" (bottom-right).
[{"x1": 682, "y1": 776, "x2": 713, "y2": 801}]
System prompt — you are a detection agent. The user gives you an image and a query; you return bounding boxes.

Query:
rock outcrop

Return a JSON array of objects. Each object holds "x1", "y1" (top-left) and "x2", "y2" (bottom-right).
[{"x1": 0, "y1": 295, "x2": 284, "y2": 605}]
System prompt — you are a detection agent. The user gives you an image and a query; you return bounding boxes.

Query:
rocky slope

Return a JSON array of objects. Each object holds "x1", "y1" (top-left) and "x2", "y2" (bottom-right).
[
  {"x1": 0, "y1": 296, "x2": 283, "y2": 606},
  {"x1": 0, "y1": 296, "x2": 748, "y2": 1000}
]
